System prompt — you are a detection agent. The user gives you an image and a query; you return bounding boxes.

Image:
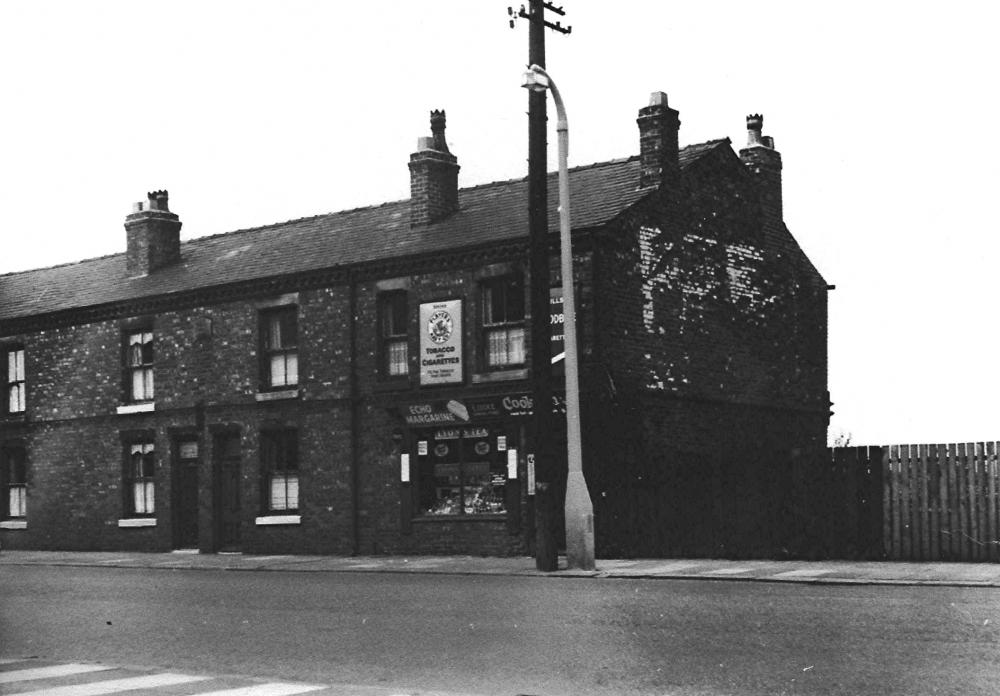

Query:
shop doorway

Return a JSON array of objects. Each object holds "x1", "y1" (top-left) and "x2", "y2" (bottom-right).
[
  {"x1": 172, "y1": 439, "x2": 200, "y2": 549},
  {"x1": 213, "y1": 433, "x2": 242, "y2": 552}
]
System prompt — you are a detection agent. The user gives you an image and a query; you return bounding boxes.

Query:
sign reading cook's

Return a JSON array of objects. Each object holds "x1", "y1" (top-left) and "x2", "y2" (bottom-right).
[{"x1": 419, "y1": 299, "x2": 463, "y2": 385}]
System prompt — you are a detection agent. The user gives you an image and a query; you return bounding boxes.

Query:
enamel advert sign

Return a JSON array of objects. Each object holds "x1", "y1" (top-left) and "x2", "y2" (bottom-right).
[{"x1": 419, "y1": 299, "x2": 463, "y2": 385}]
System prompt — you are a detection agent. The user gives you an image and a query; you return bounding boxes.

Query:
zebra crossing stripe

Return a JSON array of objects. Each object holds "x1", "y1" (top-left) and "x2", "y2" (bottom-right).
[
  {"x1": 190, "y1": 683, "x2": 327, "y2": 695},
  {"x1": 10, "y1": 672, "x2": 209, "y2": 695},
  {"x1": 0, "y1": 663, "x2": 114, "y2": 683}
]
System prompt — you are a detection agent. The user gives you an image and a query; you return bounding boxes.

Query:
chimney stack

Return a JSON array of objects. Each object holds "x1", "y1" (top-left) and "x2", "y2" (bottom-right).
[
  {"x1": 739, "y1": 114, "x2": 784, "y2": 246},
  {"x1": 409, "y1": 110, "x2": 460, "y2": 226},
  {"x1": 636, "y1": 92, "x2": 681, "y2": 189},
  {"x1": 124, "y1": 190, "x2": 182, "y2": 276}
]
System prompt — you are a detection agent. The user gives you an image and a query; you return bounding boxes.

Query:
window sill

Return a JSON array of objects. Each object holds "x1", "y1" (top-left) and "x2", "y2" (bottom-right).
[
  {"x1": 413, "y1": 514, "x2": 507, "y2": 523},
  {"x1": 117, "y1": 402, "x2": 155, "y2": 415},
  {"x1": 0, "y1": 520, "x2": 27, "y2": 530},
  {"x1": 255, "y1": 389, "x2": 299, "y2": 402},
  {"x1": 118, "y1": 518, "x2": 156, "y2": 528},
  {"x1": 374, "y1": 379, "x2": 411, "y2": 393},
  {"x1": 255, "y1": 514, "x2": 301, "y2": 526},
  {"x1": 471, "y1": 368, "x2": 528, "y2": 384}
]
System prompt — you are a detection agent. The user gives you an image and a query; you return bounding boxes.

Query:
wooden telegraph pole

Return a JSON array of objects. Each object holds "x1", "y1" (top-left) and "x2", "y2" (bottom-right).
[{"x1": 509, "y1": 2, "x2": 571, "y2": 572}]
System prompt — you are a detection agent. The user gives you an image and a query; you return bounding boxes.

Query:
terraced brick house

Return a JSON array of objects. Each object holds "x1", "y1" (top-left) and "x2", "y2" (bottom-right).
[{"x1": 0, "y1": 93, "x2": 829, "y2": 558}]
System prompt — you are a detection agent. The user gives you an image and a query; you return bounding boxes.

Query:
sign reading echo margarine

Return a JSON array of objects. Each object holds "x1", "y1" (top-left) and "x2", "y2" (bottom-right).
[{"x1": 419, "y1": 299, "x2": 463, "y2": 385}]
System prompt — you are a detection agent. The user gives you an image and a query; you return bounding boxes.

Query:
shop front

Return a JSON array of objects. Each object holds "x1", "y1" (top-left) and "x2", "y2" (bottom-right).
[{"x1": 394, "y1": 392, "x2": 565, "y2": 555}]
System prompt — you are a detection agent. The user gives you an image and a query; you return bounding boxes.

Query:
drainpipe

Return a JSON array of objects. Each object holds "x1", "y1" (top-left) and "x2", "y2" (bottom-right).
[{"x1": 349, "y1": 272, "x2": 361, "y2": 555}]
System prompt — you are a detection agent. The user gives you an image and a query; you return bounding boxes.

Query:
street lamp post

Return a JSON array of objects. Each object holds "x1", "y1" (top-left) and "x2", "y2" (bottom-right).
[{"x1": 522, "y1": 64, "x2": 595, "y2": 570}]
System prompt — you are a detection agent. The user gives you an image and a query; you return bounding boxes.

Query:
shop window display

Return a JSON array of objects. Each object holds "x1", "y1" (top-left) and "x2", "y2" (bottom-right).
[{"x1": 418, "y1": 427, "x2": 509, "y2": 516}]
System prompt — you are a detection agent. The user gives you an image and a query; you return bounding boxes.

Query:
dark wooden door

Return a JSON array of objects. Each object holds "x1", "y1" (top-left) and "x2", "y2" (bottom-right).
[
  {"x1": 214, "y1": 434, "x2": 242, "y2": 552},
  {"x1": 174, "y1": 440, "x2": 200, "y2": 548}
]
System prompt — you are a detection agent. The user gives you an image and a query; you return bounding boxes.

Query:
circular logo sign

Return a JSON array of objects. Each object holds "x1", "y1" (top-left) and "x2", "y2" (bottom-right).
[{"x1": 428, "y1": 310, "x2": 453, "y2": 344}]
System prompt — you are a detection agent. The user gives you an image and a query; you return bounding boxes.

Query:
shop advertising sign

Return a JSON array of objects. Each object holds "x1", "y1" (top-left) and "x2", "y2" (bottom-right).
[
  {"x1": 401, "y1": 400, "x2": 470, "y2": 426},
  {"x1": 419, "y1": 299, "x2": 463, "y2": 386},
  {"x1": 550, "y1": 288, "x2": 564, "y2": 362}
]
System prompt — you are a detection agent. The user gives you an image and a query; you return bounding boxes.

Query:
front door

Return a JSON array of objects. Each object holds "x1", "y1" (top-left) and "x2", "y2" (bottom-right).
[
  {"x1": 173, "y1": 439, "x2": 200, "y2": 549},
  {"x1": 213, "y1": 433, "x2": 242, "y2": 552}
]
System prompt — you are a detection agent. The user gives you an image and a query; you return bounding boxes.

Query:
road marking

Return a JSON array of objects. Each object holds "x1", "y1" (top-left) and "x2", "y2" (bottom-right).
[
  {"x1": 771, "y1": 568, "x2": 833, "y2": 578},
  {"x1": 191, "y1": 684, "x2": 326, "y2": 695},
  {"x1": 0, "y1": 663, "x2": 114, "y2": 683},
  {"x1": 11, "y1": 673, "x2": 209, "y2": 695},
  {"x1": 643, "y1": 562, "x2": 699, "y2": 573},
  {"x1": 703, "y1": 567, "x2": 754, "y2": 575}
]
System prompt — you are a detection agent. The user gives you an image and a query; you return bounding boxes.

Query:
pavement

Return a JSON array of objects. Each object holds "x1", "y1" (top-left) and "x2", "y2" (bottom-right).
[{"x1": 2, "y1": 549, "x2": 1000, "y2": 587}]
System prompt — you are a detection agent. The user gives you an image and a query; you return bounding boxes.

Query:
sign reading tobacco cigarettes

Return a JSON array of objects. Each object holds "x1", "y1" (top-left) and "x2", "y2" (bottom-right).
[{"x1": 419, "y1": 299, "x2": 463, "y2": 386}]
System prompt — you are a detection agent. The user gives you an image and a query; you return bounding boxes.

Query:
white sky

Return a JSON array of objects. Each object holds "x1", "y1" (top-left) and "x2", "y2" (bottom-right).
[{"x1": 1, "y1": 1, "x2": 998, "y2": 446}]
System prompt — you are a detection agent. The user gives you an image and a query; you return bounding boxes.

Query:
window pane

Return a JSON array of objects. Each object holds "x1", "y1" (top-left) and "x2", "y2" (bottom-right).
[
  {"x1": 388, "y1": 340, "x2": 408, "y2": 376},
  {"x1": 268, "y1": 315, "x2": 283, "y2": 349},
  {"x1": 270, "y1": 474, "x2": 288, "y2": 510},
  {"x1": 270, "y1": 473, "x2": 299, "y2": 511},
  {"x1": 131, "y1": 369, "x2": 153, "y2": 401},
  {"x1": 285, "y1": 474, "x2": 299, "y2": 509},
  {"x1": 285, "y1": 353, "x2": 298, "y2": 386},
  {"x1": 282, "y1": 313, "x2": 297, "y2": 347},
  {"x1": 507, "y1": 327, "x2": 525, "y2": 364},
  {"x1": 9, "y1": 350, "x2": 24, "y2": 381},
  {"x1": 488, "y1": 329, "x2": 509, "y2": 367},
  {"x1": 9, "y1": 486, "x2": 26, "y2": 518},
  {"x1": 270, "y1": 355, "x2": 287, "y2": 386},
  {"x1": 9, "y1": 384, "x2": 24, "y2": 413},
  {"x1": 133, "y1": 481, "x2": 154, "y2": 515},
  {"x1": 483, "y1": 284, "x2": 497, "y2": 325}
]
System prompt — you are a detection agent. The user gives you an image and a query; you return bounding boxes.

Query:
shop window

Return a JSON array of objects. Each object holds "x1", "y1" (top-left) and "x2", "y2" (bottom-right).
[
  {"x1": 260, "y1": 307, "x2": 298, "y2": 389},
  {"x1": 379, "y1": 291, "x2": 409, "y2": 378},
  {"x1": 124, "y1": 331, "x2": 154, "y2": 403},
  {"x1": 125, "y1": 441, "x2": 156, "y2": 517},
  {"x1": 1, "y1": 445, "x2": 27, "y2": 519},
  {"x1": 418, "y1": 428, "x2": 507, "y2": 516},
  {"x1": 482, "y1": 276, "x2": 525, "y2": 369},
  {"x1": 261, "y1": 429, "x2": 298, "y2": 512},
  {"x1": 3, "y1": 347, "x2": 26, "y2": 414}
]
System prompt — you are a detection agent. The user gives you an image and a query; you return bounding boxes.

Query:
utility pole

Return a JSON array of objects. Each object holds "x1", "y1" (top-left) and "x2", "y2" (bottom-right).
[{"x1": 509, "y1": 1, "x2": 571, "y2": 572}]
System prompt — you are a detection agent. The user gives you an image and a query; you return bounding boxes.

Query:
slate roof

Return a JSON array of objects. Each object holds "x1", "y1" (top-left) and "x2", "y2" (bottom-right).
[{"x1": 0, "y1": 140, "x2": 730, "y2": 323}]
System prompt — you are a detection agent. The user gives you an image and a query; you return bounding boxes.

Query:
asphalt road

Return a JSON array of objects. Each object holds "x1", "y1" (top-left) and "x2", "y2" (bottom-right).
[{"x1": 1, "y1": 565, "x2": 998, "y2": 696}]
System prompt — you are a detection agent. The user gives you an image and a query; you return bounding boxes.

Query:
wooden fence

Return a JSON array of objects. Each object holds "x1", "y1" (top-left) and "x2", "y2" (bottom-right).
[
  {"x1": 878, "y1": 442, "x2": 1000, "y2": 562},
  {"x1": 596, "y1": 442, "x2": 1000, "y2": 562}
]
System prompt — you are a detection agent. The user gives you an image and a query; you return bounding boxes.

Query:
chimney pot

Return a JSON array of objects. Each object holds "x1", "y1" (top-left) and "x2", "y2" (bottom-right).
[
  {"x1": 430, "y1": 109, "x2": 450, "y2": 153},
  {"x1": 648, "y1": 91, "x2": 668, "y2": 107},
  {"x1": 746, "y1": 114, "x2": 765, "y2": 147}
]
